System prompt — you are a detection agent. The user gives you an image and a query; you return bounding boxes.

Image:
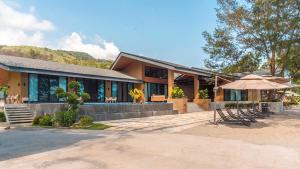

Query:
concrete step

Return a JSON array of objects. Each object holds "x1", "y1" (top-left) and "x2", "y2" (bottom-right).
[
  {"x1": 6, "y1": 112, "x2": 30, "y2": 115},
  {"x1": 6, "y1": 111, "x2": 31, "y2": 114},
  {"x1": 4, "y1": 104, "x2": 33, "y2": 124},
  {"x1": 9, "y1": 119, "x2": 33, "y2": 124},
  {"x1": 8, "y1": 115, "x2": 33, "y2": 119}
]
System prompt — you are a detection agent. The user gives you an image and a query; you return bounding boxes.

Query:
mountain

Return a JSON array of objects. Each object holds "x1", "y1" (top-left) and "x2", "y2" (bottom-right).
[{"x1": 0, "y1": 45, "x2": 113, "y2": 69}]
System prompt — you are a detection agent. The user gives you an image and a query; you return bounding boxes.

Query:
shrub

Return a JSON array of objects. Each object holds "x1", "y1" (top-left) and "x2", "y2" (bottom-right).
[
  {"x1": 39, "y1": 114, "x2": 53, "y2": 126},
  {"x1": 79, "y1": 115, "x2": 93, "y2": 126},
  {"x1": 171, "y1": 87, "x2": 185, "y2": 98},
  {"x1": 128, "y1": 88, "x2": 143, "y2": 103},
  {"x1": 0, "y1": 86, "x2": 8, "y2": 98},
  {"x1": 54, "y1": 81, "x2": 91, "y2": 127},
  {"x1": 198, "y1": 89, "x2": 209, "y2": 99},
  {"x1": 0, "y1": 112, "x2": 6, "y2": 122},
  {"x1": 53, "y1": 111, "x2": 77, "y2": 127},
  {"x1": 32, "y1": 116, "x2": 42, "y2": 125}
]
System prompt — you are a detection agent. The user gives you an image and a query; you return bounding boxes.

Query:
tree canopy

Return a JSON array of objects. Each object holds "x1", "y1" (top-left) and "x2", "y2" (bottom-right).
[{"x1": 203, "y1": 0, "x2": 300, "y2": 77}]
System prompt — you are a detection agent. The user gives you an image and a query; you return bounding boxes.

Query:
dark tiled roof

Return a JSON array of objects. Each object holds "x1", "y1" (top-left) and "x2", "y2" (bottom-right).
[
  {"x1": 113, "y1": 52, "x2": 236, "y2": 78},
  {"x1": 0, "y1": 55, "x2": 140, "y2": 83}
]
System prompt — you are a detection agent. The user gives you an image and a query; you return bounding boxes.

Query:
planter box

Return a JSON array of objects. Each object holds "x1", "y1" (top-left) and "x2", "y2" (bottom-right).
[
  {"x1": 168, "y1": 98, "x2": 188, "y2": 113},
  {"x1": 193, "y1": 99, "x2": 211, "y2": 111}
]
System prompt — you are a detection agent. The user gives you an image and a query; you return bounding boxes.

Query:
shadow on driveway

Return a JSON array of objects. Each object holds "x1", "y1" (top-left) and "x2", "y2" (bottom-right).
[{"x1": 0, "y1": 127, "x2": 108, "y2": 161}]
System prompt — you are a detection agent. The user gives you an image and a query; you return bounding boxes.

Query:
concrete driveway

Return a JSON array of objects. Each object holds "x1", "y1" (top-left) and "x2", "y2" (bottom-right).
[{"x1": 1, "y1": 110, "x2": 300, "y2": 169}]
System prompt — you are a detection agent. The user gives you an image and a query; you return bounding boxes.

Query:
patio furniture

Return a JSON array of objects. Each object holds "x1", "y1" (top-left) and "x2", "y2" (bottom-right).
[
  {"x1": 216, "y1": 108, "x2": 251, "y2": 126},
  {"x1": 246, "y1": 107, "x2": 266, "y2": 118},
  {"x1": 111, "y1": 97, "x2": 117, "y2": 103},
  {"x1": 226, "y1": 108, "x2": 256, "y2": 122},
  {"x1": 214, "y1": 74, "x2": 290, "y2": 123},
  {"x1": 253, "y1": 106, "x2": 271, "y2": 117},
  {"x1": 105, "y1": 97, "x2": 112, "y2": 103}
]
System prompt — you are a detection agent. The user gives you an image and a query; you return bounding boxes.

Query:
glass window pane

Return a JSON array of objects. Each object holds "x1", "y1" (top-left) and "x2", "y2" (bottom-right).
[
  {"x1": 49, "y1": 77, "x2": 59, "y2": 102},
  {"x1": 98, "y1": 80, "x2": 105, "y2": 102},
  {"x1": 127, "y1": 83, "x2": 133, "y2": 102},
  {"x1": 38, "y1": 75, "x2": 49, "y2": 102},
  {"x1": 59, "y1": 77, "x2": 67, "y2": 92},
  {"x1": 29, "y1": 74, "x2": 38, "y2": 102},
  {"x1": 111, "y1": 81, "x2": 118, "y2": 98},
  {"x1": 77, "y1": 79, "x2": 84, "y2": 93}
]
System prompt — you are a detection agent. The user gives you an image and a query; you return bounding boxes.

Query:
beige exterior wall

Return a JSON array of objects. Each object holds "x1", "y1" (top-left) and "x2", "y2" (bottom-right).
[
  {"x1": 0, "y1": 68, "x2": 9, "y2": 85},
  {"x1": 248, "y1": 90, "x2": 261, "y2": 102},
  {"x1": 0, "y1": 69, "x2": 28, "y2": 100},
  {"x1": 120, "y1": 61, "x2": 144, "y2": 80}
]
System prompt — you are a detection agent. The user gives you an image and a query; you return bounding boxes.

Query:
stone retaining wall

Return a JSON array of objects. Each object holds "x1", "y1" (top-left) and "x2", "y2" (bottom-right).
[{"x1": 29, "y1": 103, "x2": 177, "y2": 121}]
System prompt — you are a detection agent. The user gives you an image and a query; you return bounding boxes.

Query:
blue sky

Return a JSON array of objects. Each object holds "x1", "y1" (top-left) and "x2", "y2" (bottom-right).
[{"x1": 1, "y1": 0, "x2": 218, "y2": 67}]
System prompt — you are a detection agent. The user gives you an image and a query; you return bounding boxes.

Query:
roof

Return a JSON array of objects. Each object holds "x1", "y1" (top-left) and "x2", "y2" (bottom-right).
[
  {"x1": 232, "y1": 69, "x2": 282, "y2": 77},
  {"x1": 0, "y1": 55, "x2": 141, "y2": 83},
  {"x1": 112, "y1": 52, "x2": 236, "y2": 78}
]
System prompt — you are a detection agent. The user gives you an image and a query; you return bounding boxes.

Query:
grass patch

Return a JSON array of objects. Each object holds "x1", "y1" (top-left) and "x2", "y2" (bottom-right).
[{"x1": 72, "y1": 123, "x2": 111, "y2": 130}]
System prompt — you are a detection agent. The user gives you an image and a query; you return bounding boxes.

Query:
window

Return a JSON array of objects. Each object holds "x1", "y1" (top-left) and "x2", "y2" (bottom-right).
[
  {"x1": 29, "y1": 74, "x2": 38, "y2": 102},
  {"x1": 97, "y1": 80, "x2": 105, "y2": 102},
  {"x1": 145, "y1": 66, "x2": 168, "y2": 79},
  {"x1": 224, "y1": 89, "x2": 248, "y2": 101},
  {"x1": 111, "y1": 81, "x2": 118, "y2": 98},
  {"x1": 29, "y1": 74, "x2": 66, "y2": 102},
  {"x1": 77, "y1": 78, "x2": 106, "y2": 102},
  {"x1": 127, "y1": 83, "x2": 133, "y2": 102},
  {"x1": 145, "y1": 82, "x2": 168, "y2": 101}
]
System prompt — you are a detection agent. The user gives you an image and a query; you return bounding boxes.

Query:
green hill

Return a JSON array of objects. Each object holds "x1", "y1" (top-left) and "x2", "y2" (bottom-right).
[{"x1": 0, "y1": 45, "x2": 113, "y2": 69}]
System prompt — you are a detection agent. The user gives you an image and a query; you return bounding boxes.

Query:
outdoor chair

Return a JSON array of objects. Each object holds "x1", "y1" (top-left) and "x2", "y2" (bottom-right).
[
  {"x1": 253, "y1": 106, "x2": 271, "y2": 117},
  {"x1": 246, "y1": 107, "x2": 266, "y2": 118},
  {"x1": 216, "y1": 108, "x2": 251, "y2": 127},
  {"x1": 105, "y1": 97, "x2": 112, "y2": 103},
  {"x1": 111, "y1": 97, "x2": 117, "y2": 103},
  {"x1": 226, "y1": 108, "x2": 256, "y2": 123}
]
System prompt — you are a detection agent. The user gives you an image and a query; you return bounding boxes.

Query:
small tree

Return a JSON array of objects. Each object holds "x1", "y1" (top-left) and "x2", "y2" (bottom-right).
[
  {"x1": 56, "y1": 81, "x2": 90, "y2": 112},
  {"x1": 0, "y1": 86, "x2": 8, "y2": 98},
  {"x1": 198, "y1": 89, "x2": 209, "y2": 99},
  {"x1": 171, "y1": 87, "x2": 185, "y2": 98},
  {"x1": 128, "y1": 88, "x2": 143, "y2": 103}
]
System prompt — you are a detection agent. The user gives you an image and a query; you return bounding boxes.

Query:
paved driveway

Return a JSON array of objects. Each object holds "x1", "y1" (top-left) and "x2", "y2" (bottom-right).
[
  {"x1": 102, "y1": 111, "x2": 213, "y2": 132},
  {"x1": 1, "y1": 109, "x2": 300, "y2": 169}
]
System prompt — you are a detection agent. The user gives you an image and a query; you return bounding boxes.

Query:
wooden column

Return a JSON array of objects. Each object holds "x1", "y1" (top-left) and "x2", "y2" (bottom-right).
[
  {"x1": 194, "y1": 75, "x2": 199, "y2": 100},
  {"x1": 168, "y1": 70, "x2": 174, "y2": 99},
  {"x1": 105, "y1": 81, "x2": 111, "y2": 97}
]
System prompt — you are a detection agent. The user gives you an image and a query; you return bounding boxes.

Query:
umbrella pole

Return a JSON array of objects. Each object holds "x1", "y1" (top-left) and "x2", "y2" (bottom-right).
[{"x1": 236, "y1": 90, "x2": 239, "y2": 115}]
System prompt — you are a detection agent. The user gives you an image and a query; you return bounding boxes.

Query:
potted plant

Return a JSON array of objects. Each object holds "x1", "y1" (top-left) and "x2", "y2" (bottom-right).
[
  {"x1": 194, "y1": 89, "x2": 211, "y2": 110},
  {"x1": 169, "y1": 87, "x2": 187, "y2": 113},
  {"x1": 0, "y1": 86, "x2": 8, "y2": 103},
  {"x1": 128, "y1": 88, "x2": 143, "y2": 103}
]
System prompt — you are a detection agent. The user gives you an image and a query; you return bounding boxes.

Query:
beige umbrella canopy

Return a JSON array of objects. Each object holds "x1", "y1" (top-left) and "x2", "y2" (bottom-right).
[{"x1": 221, "y1": 74, "x2": 289, "y2": 90}]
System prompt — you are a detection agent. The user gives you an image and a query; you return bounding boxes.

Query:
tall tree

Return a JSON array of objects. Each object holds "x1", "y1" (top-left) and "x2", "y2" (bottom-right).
[{"x1": 203, "y1": 0, "x2": 300, "y2": 76}]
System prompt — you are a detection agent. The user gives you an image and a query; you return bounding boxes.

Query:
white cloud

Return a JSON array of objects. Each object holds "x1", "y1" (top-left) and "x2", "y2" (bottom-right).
[
  {"x1": 0, "y1": 0, "x2": 54, "y2": 46},
  {"x1": 0, "y1": 1, "x2": 120, "y2": 60},
  {"x1": 59, "y1": 32, "x2": 120, "y2": 60}
]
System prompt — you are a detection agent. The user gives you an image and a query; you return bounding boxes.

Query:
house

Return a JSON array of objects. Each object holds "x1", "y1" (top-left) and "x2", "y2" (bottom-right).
[
  {"x1": 0, "y1": 52, "x2": 246, "y2": 105},
  {"x1": 0, "y1": 54, "x2": 141, "y2": 103}
]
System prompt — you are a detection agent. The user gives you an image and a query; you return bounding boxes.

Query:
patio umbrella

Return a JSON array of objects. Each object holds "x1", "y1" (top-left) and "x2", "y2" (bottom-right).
[
  {"x1": 213, "y1": 74, "x2": 290, "y2": 123},
  {"x1": 221, "y1": 74, "x2": 289, "y2": 90}
]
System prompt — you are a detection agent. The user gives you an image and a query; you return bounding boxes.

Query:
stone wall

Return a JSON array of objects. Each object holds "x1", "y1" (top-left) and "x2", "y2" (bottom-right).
[{"x1": 29, "y1": 103, "x2": 176, "y2": 121}]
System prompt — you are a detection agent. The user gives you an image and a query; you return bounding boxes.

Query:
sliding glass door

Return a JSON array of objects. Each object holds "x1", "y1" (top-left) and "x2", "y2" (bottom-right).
[
  {"x1": 29, "y1": 74, "x2": 67, "y2": 102},
  {"x1": 145, "y1": 82, "x2": 168, "y2": 101}
]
